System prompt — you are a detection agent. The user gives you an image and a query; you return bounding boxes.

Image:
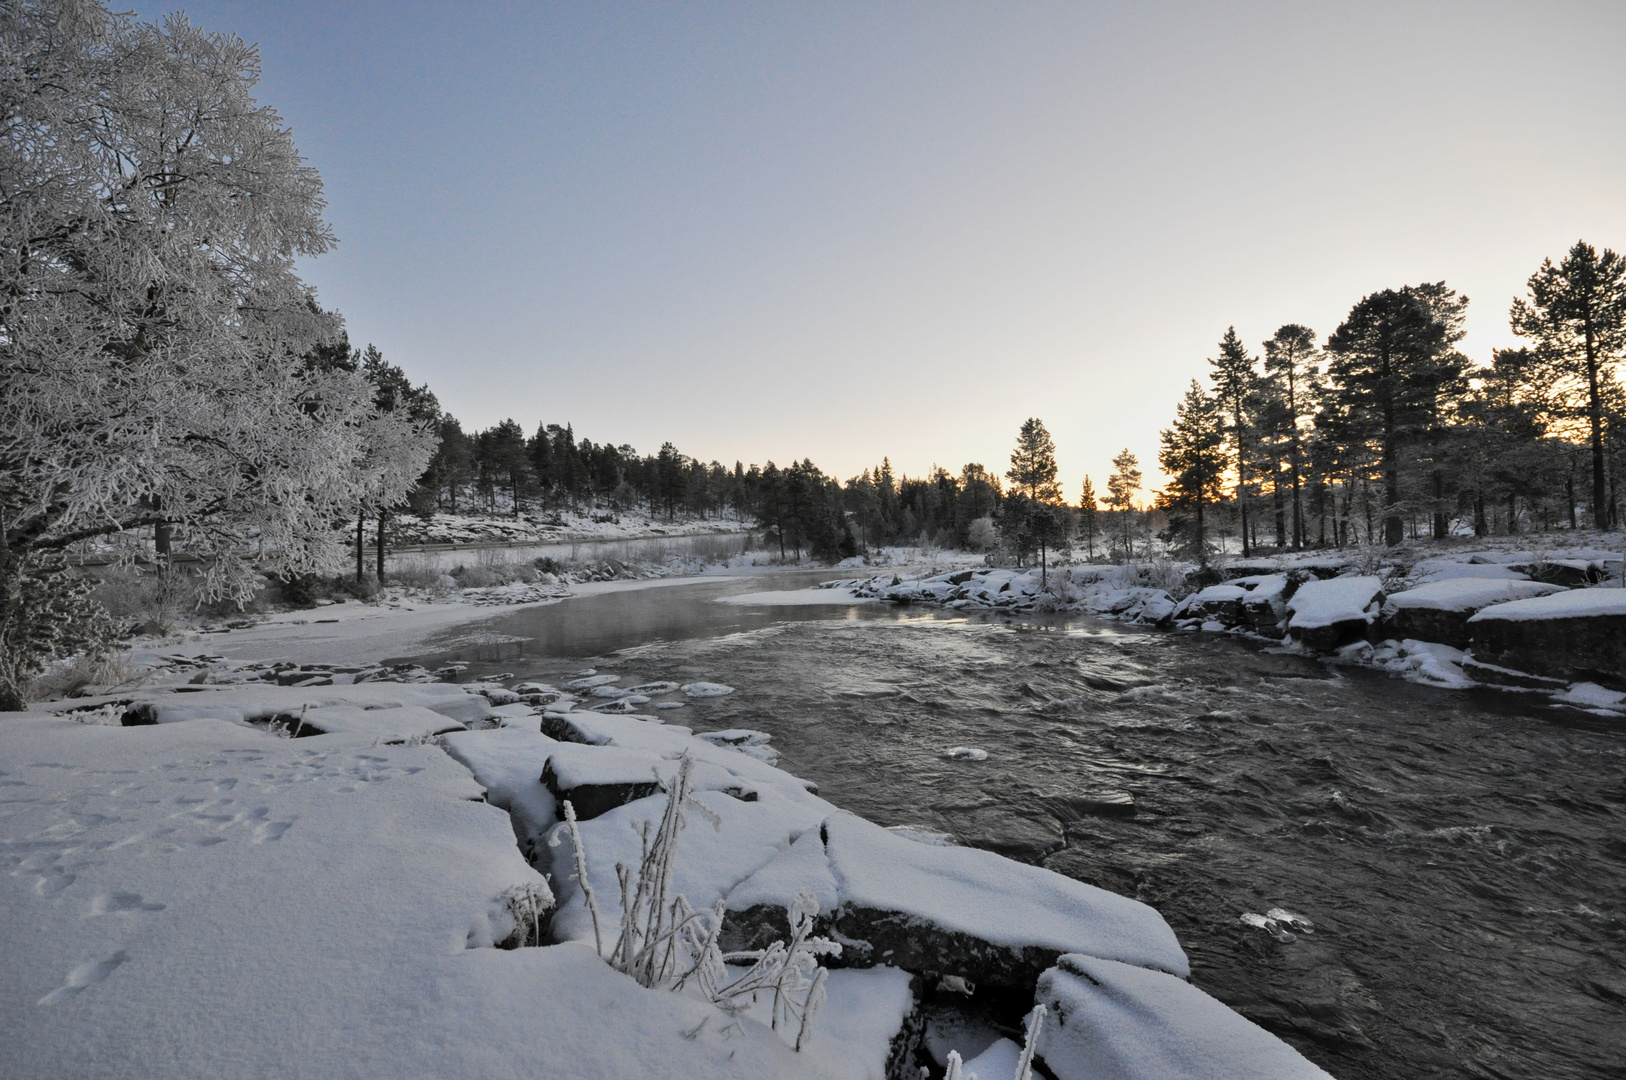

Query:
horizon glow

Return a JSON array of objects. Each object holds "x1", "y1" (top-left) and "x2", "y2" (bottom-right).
[{"x1": 146, "y1": 1, "x2": 1626, "y2": 496}]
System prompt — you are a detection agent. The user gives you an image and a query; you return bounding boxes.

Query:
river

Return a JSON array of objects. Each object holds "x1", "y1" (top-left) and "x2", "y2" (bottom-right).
[{"x1": 407, "y1": 571, "x2": 1626, "y2": 1080}]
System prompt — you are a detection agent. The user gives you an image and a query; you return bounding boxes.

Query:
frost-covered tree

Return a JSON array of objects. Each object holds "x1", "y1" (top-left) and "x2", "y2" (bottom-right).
[{"x1": 0, "y1": 1, "x2": 432, "y2": 707}]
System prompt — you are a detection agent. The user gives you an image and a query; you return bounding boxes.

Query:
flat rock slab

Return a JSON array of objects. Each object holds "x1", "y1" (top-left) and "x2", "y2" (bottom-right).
[
  {"x1": 1469, "y1": 589, "x2": 1626, "y2": 686},
  {"x1": 540, "y1": 744, "x2": 758, "y2": 820},
  {"x1": 1382, "y1": 579, "x2": 1566, "y2": 649},
  {"x1": 723, "y1": 811, "x2": 1187, "y2": 991},
  {"x1": 1034, "y1": 953, "x2": 1334, "y2": 1080},
  {"x1": 1286, "y1": 576, "x2": 1383, "y2": 652}
]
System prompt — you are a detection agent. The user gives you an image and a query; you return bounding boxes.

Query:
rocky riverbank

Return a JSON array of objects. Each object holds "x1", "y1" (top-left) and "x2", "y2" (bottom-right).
[
  {"x1": 3, "y1": 669, "x2": 1334, "y2": 1080},
  {"x1": 827, "y1": 544, "x2": 1626, "y2": 714}
]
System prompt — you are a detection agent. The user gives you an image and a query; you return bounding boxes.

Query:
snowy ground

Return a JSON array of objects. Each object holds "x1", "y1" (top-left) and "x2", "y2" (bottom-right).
[
  {"x1": 2, "y1": 666, "x2": 1332, "y2": 1078},
  {"x1": 385, "y1": 508, "x2": 755, "y2": 547}
]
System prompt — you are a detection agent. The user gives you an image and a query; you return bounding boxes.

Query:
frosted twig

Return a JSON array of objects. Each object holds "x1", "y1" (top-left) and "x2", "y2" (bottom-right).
[
  {"x1": 1014, "y1": 1003, "x2": 1047, "y2": 1080},
  {"x1": 561, "y1": 800, "x2": 603, "y2": 957}
]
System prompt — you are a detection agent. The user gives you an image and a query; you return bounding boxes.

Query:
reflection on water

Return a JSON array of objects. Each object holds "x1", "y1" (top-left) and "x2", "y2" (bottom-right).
[
  {"x1": 400, "y1": 570, "x2": 952, "y2": 666},
  {"x1": 412, "y1": 575, "x2": 1626, "y2": 1080}
]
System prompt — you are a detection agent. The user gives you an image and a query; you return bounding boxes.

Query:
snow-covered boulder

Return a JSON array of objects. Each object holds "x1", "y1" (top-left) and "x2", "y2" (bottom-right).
[
  {"x1": 1285, "y1": 576, "x2": 1384, "y2": 651},
  {"x1": 721, "y1": 811, "x2": 1188, "y2": 991},
  {"x1": 117, "y1": 682, "x2": 487, "y2": 739},
  {"x1": 1172, "y1": 585, "x2": 1246, "y2": 625},
  {"x1": 1239, "y1": 574, "x2": 1290, "y2": 638},
  {"x1": 1468, "y1": 588, "x2": 1626, "y2": 685},
  {"x1": 1033, "y1": 954, "x2": 1333, "y2": 1080},
  {"x1": 1380, "y1": 579, "x2": 1567, "y2": 648},
  {"x1": 541, "y1": 743, "x2": 760, "y2": 820}
]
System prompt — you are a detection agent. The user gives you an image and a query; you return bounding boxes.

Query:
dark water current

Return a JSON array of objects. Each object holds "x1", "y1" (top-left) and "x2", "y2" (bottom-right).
[{"x1": 408, "y1": 574, "x2": 1626, "y2": 1080}]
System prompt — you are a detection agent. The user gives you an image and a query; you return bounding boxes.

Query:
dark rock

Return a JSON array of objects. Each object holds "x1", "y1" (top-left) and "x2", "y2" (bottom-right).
[
  {"x1": 1469, "y1": 608, "x2": 1626, "y2": 688},
  {"x1": 1381, "y1": 605, "x2": 1475, "y2": 650},
  {"x1": 120, "y1": 703, "x2": 158, "y2": 726},
  {"x1": 1510, "y1": 560, "x2": 1596, "y2": 587},
  {"x1": 1459, "y1": 658, "x2": 1569, "y2": 690},
  {"x1": 541, "y1": 759, "x2": 659, "y2": 821},
  {"x1": 724, "y1": 903, "x2": 1077, "y2": 992}
]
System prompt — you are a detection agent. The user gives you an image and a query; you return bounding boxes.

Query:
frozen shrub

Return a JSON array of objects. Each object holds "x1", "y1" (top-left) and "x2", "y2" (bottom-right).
[{"x1": 557, "y1": 755, "x2": 837, "y2": 1051}]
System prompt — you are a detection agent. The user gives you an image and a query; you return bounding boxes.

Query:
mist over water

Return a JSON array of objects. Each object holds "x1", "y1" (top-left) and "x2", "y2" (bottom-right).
[{"x1": 415, "y1": 577, "x2": 1626, "y2": 1080}]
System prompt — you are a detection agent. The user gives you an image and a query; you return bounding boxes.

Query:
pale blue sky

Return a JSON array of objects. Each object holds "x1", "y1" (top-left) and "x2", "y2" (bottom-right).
[{"x1": 149, "y1": 2, "x2": 1626, "y2": 492}]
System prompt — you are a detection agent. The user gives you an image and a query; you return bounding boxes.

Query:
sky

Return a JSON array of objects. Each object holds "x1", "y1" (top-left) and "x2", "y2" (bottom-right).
[{"x1": 146, "y1": 1, "x2": 1626, "y2": 495}]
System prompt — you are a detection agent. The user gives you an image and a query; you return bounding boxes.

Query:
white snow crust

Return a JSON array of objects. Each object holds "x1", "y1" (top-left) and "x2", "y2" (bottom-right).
[
  {"x1": 1383, "y1": 578, "x2": 1565, "y2": 613},
  {"x1": 1034, "y1": 954, "x2": 1334, "y2": 1080},
  {"x1": 1286, "y1": 576, "x2": 1383, "y2": 630},
  {"x1": 1467, "y1": 587, "x2": 1626, "y2": 622},
  {"x1": 725, "y1": 811, "x2": 1189, "y2": 977}
]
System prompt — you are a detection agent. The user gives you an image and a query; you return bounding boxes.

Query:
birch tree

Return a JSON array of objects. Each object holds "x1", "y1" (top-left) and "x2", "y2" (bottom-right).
[{"x1": 0, "y1": 1, "x2": 432, "y2": 707}]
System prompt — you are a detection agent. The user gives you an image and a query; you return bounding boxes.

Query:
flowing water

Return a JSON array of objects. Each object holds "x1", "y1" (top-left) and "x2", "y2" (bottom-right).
[{"x1": 409, "y1": 573, "x2": 1626, "y2": 1080}]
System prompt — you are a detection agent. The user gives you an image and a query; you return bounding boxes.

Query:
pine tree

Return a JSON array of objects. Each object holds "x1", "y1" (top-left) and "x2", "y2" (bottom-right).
[
  {"x1": 1078, "y1": 475, "x2": 1100, "y2": 559},
  {"x1": 1510, "y1": 241, "x2": 1626, "y2": 528},
  {"x1": 1325, "y1": 283, "x2": 1468, "y2": 546},
  {"x1": 1158, "y1": 381, "x2": 1227, "y2": 564},
  {"x1": 1261, "y1": 325, "x2": 1320, "y2": 549},
  {"x1": 1002, "y1": 419, "x2": 1067, "y2": 581},
  {"x1": 1105, "y1": 449, "x2": 1142, "y2": 561},
  {"x1": 1209, "y1": 328, "x2": 1258, "y2": 556}
]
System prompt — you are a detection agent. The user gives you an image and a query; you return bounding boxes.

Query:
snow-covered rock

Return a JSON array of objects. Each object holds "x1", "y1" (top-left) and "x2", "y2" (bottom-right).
[
  {"x1": 1380, "y1": 579, "x2": 1566, "y2": 648},
  {"x1": 1468, "y1": 588, "x2": 1626, "y2": 685},
  {"x1": 1286, "y1": 575, "x2": 1384, "y2": 651},
  {"x1": 1033, "y1": 953, "x2": 1334, "y2": 1080},
  {"x1": 721, "y1": 811, "x2": 1188, "y2": 990}
]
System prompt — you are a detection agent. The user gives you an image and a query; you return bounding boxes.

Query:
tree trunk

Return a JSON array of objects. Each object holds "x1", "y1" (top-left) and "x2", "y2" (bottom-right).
[
  {"x1": 376, "y1": 509, "x2": 387, "y2": 580},
  {"x1": 356, "y1": 514, "x2": 365, "y2": 582},
  {"x1": 1587, "y1": 322, "x2": 1608, "y2": 526},
  {"x1": 1273, "y1": 478, "x2": 1286, "y2": 549}
]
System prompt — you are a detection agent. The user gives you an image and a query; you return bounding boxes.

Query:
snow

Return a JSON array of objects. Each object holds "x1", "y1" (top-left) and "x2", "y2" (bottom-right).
[
  {"x1": 549, "y1": 788, "x2": 833, "y2": 948},
  {"x1": 1285, "y1": 575, "x2": 1383, "y2": 629},
  {"x1": 734, "y1": 966, "x2": 918, "y2": 1080},
  {"x1": 963, "y1": 1037, "x2": 1025, "y2": 1080},
  {"x1": 120, "y1": 681, "x2": 493, "y2": 738},
  {"x1": 1411, "y1": 560, "x2": 1529, "y2": 582},
  {"x1": 682, "y1": 681, "x2": 736, "y2": 697},
  {"x1": 438, "y1": 726, "x2": 560, "y2": 862},
  {"x1": 543, "y1": 743, "x2": 759, "y2": 802},
  {"x1": 725, "y1": 811, "x2": 1190, "y2": 977},
  {"x1": 1553, "y1": 682, "x2": 1626, "y2": 711},
  {"x1": 1467, "y1": 587, "x2": 1626, "y2": 622},
  {"x1": 1034, "y1": 954, "x2": 1334, "y2": 1080},
  {"x1": 1383, "y1": 578, "x2": 1565, "y2": 613}
]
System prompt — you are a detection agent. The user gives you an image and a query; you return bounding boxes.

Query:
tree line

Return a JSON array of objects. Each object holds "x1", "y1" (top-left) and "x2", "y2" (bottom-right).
[{"x1": 1156, "y1": 246, "x2": 1626, "y2": 563}]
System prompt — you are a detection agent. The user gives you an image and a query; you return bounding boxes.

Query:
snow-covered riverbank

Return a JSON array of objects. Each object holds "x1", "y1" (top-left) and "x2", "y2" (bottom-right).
[
  {"x1": 825, "y1": 541, "x2": 1626, "y2": 717},
  {"x1": 2, "y1": 664, "x2": 1334, "y2": 1079}
]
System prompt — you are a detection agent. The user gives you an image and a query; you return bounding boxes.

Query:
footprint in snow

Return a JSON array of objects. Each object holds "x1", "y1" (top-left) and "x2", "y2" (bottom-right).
[
  {"x1": 37, "y1": 950, "x2": 128, "y2": 1005},
  {"x1": 88, "y1": 891, "x2": 165, "y2": 916}
]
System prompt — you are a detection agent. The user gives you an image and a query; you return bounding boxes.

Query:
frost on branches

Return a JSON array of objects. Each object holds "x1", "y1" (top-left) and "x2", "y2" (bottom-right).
[
  {"x1": 556, "y1": 755, "x2": 840, "y2": 1052},
  {"x1": 0, "y1": 1, "x2": 433, "y2": 706}
]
